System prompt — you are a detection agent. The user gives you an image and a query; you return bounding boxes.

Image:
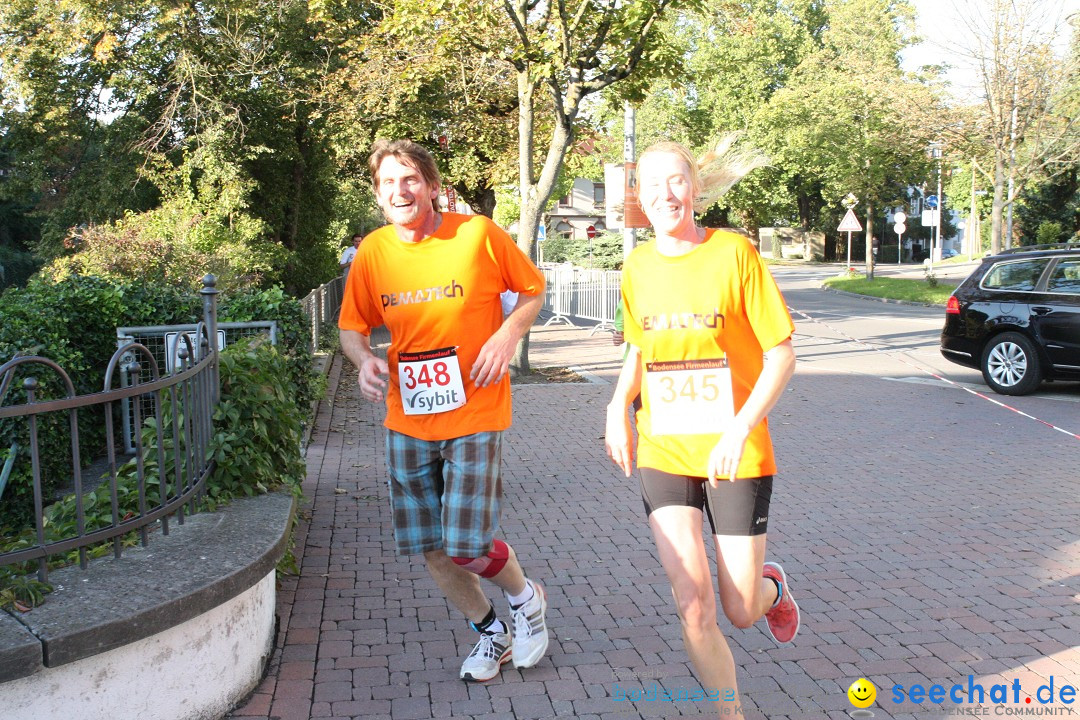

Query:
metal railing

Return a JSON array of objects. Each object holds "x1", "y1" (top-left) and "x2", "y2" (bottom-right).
[
  {"x1": 541, "y1": 266, "x2": 621, "y2": 334},
  {"x1": 115, "y1": 321, "x2": 277, "y2": 454},
  {"x1": 301, "y1": 275, "x2": 345, "y2": 353},
  {"x1": 0, "y1": 277, "x2": 221, "y2": 582}
]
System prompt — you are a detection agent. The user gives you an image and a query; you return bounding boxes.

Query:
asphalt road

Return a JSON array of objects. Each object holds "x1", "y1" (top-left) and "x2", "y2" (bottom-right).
[
  {"x1": 775, "y1": 265, "x2": 1080, "y2": 426},
  {"x1": 231, "y1": 265, "x2": 1079, "y2": 720}
]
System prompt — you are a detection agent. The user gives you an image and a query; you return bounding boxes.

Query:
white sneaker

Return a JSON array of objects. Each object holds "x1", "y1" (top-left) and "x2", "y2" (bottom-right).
[
  {"x1": 508, "y1": 579, "x2": 549, "y2": 669},
  {"x1": 459, "y1": 630, "x2": 511, "y2": 682}
]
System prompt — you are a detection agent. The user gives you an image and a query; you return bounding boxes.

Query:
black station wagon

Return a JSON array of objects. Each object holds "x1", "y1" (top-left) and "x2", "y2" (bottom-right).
[{"x1": 940, "y1": 245, "x2": 1080, "y2": 395}]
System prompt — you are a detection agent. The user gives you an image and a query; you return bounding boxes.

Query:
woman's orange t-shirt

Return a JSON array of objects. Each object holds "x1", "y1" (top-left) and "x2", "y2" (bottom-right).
[{"x1": 622, "y1": 230, "x2": 795, "y2": 478}]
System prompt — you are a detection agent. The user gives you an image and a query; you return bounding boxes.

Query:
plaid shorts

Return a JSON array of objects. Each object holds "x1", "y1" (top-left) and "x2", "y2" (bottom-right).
[{"x1": 384, "y1": 429, "x2": 502, "y2": 557}]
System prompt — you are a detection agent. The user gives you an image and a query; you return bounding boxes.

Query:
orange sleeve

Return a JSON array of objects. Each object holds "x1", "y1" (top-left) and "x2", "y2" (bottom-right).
[
  {"x1": 337, "y1": 242, "x2": 381, "y2": 335},
  {"x1": 485, "y1": 222, "x2": 544, "y2": 296},
  {"x1": 740, "y1": 241, "x2": 795, "y2": 352}
]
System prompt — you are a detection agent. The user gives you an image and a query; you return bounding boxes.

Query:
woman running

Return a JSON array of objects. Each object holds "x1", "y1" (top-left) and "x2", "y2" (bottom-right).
[{"x1": 605, "y1": 140, "x2": 799, "y2": 717}]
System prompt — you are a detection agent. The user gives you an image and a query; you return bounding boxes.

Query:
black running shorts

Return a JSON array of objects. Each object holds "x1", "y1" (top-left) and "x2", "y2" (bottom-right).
[{"x1": 639, "y1": 468, "x2": 773, "y2": 536}]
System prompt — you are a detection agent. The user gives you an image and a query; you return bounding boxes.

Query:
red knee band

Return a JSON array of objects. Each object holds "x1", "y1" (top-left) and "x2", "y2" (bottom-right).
[{"x1": 451, "y1": 539, "x2": 509, "y2": 578}]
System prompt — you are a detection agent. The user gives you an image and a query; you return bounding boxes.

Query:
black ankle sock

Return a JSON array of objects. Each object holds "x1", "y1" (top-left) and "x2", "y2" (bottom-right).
[{"x1": 469, "y1": 604, "x2": 505, "y2": 634}]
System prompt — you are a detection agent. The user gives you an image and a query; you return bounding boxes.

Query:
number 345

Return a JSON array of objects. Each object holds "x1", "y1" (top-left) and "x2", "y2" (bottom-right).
[{"x1": 657, "y1": 374, "x2": 722, "y2": 403}]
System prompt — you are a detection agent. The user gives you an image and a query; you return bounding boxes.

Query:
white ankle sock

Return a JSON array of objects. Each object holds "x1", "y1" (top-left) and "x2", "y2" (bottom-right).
[{"x1": 507, "y1": 580, "x2": 534, "y2": 607}]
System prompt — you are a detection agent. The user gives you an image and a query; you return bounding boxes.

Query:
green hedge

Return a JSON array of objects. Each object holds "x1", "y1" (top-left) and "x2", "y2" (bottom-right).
[
  {"x1": 0, "y1": 247, "x2": 42, "y2": 292},
  {"x1": 0, "y1": 338, "x2": 305, "y2": 609},
  {"x1": 0, "y1": 276, "x2": 314, "y2": 530}
]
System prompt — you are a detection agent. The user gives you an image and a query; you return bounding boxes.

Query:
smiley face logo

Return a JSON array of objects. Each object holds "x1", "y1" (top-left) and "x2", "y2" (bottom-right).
[{"x1": 848, "y1": 678, "x2": 876, "y2": 708}]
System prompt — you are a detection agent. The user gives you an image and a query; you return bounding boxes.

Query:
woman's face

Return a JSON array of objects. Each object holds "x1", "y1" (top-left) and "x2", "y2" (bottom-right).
[{"x1": 637, "y1": 151, "x2": 696, "y2": 237}]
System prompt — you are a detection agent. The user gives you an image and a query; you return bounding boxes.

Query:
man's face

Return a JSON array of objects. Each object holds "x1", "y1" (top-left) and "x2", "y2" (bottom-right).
[{"x1": 375, "y1": 155, "x2": 439, "y2": 229}]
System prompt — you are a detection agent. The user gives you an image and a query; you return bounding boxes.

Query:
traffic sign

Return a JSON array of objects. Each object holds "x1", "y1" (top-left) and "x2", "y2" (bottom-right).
[
  {"x1": 925, "y1": 195, "x2": 938, "y2": 209},
  {"x1": 893, "y1": 222, "x2": 907, "y2": 235},
  {"x1": 538, "y1": 224, "x2": 546, "y2": 241},
  {"x1": 893, "y1": 211, "x2": 907, "y2": 223},
  {"x1": 837, "y1": 209, "x2": 863, "y2": 232},
  {"x1": 586, "y1": 225, "x2": 596, "y2": 239}
]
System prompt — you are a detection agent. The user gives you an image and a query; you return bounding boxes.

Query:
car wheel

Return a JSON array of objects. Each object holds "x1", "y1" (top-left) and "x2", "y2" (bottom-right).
[{"x1": 980, "y1": 332, "x2": 1042, "y2": 395}]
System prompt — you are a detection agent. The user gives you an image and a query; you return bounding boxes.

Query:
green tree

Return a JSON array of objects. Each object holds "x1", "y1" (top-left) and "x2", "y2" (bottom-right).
[
  {"x1": 949, "y1": 0, "x2": 1080, "y2": 253},
  {"x1": 383, "y1": 0, "x2": 692, "y2": 369},
  {"x1": 0, "y1": 0, "x2": 380, "y2": 293}
]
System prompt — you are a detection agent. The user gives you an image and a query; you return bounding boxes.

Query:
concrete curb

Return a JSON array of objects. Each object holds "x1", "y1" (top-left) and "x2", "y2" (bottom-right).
[
  {"x1": 0, "y1": 490, "x2": 295, "y2": 680},
  {"x1": 302, "y1": 351, "x2": 335, "y2": 454},
  {"x1": 568, "y1": 366, "x2": 611, "y2": 384}
]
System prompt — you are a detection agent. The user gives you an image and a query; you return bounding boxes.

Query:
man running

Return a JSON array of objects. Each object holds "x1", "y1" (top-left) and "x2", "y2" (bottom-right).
[{"x1": 339, "y1": 138, "x2": 549, "y2": 682}]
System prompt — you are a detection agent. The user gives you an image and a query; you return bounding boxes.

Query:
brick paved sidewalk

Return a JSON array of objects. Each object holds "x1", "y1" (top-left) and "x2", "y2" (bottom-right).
[{"x1": 229, "y1": 322, "x2": 1080, "y2": 720}]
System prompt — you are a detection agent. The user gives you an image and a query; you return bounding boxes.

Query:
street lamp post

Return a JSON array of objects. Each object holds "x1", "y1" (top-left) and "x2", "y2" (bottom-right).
[
  {"x1": 929, "y1": 142, "x2": 943, "y2": 273},
  {"x1": 623, "y1": 103, "x2": 636, "y2": 260}
]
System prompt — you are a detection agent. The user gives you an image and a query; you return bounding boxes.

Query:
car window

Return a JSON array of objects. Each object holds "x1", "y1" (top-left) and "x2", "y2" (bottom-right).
[
  {"x1": 981, "y1": 259, "x2": 1051, "y2": 292},
  {"x1": 1046, "y1": 258, "x2": 1080, "y2": 294}
]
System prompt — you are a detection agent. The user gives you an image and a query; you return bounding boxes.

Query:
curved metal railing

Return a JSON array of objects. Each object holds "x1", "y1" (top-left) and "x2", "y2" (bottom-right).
[{"x1": 0, "y1": 277, "x2": 220, "y2": 582}]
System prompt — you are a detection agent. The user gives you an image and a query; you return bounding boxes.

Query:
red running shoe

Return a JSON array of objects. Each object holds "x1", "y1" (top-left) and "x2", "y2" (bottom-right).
[{"x1": 762, "y1": 561, "x2": 800, "y2": 644}]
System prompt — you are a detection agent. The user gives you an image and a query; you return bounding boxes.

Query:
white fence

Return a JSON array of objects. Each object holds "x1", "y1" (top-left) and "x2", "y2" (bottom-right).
[{"x1": 541, "y1": 266, "x2": 621, "y2": 334}]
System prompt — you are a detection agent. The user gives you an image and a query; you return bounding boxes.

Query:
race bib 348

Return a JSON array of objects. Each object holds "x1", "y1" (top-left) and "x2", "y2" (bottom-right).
[{"x1": 398, "y1": 346, "x2": 467, "y2": 415}]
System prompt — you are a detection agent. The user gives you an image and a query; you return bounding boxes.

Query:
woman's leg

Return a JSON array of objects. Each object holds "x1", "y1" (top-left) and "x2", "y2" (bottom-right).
[
  {"x1": 649, "y1": 505, "x2": 742, "y2": 717},
  {"x1": 712, "y1": 533, "x2": 777, "y2": 629}
]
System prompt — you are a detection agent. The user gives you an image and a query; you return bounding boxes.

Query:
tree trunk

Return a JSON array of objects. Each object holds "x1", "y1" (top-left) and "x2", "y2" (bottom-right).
[
  {"x1": 285, "y1": 123, "x2": 307, "y2": 253},
  {"x1": 456, "y1": 183, "x2": 496, "y2": 219},
  {"x1": 990, "y1": 157, "x2": 1006, "y2": 255},
  {"x1": 512, "y1": 68, "x2": 538, "y2": 373},
  {"x1": 865, "y1": 201, "x2": 875, "y2": 280}
]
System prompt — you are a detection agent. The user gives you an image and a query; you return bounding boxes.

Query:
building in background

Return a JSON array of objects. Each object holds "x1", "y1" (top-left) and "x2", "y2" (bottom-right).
[{"x1": 545, "y1": 178, "x2": 606, "y2": 243}]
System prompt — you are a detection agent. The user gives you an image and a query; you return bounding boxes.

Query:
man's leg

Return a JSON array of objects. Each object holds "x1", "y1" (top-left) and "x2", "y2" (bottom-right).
[
  {"x1": 385, "y1": 429, "x2": 512, "y2": 681},
  {"x1": 424, "y1": 542, "x2": 531, "y2": 622},
  {"x1": 441, "y1": 431, "x2": 548, "y2": 670},
  {"x1": 423, "y1": 548, "x2": 492, "y2": 624}
]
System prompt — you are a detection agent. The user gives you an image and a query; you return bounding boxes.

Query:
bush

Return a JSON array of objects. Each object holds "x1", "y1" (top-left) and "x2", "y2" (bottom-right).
[
  {"x1": 540, "y1": 234, "x2": 573, "y2": 264},
  {"x1": 0, "y1": 277, "x2": 196, "y2": 529},
  {"x1": 0, "y1": 247, "x2": 41, "y2": 292},
  {"x1": 0, "y1": 276, "x2": 314, "y2": 530},
  {"x1": 542, "y1": 230, "x2": 625, "y2": 269},
  {"x1": 0, "y1": 337, "x2": 304, "y2": 609},
  {"x1": 205, "y1": 338, "x2": 305, "y2": 505},
  {"x1": 1035, "y1": 221, "x2": 1065, "y2": 245},
  {"x1": 566, "y1": 231, "x2": 624, "y2": 270}
]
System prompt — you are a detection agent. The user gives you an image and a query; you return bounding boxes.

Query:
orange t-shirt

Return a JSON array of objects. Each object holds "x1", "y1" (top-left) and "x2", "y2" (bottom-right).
[
  {"x1": 621, "y1": 230, "x2": 794, "y2": 478},
  {"x1": 338, "y1": 213, "x2": 544, "y2": 441}
]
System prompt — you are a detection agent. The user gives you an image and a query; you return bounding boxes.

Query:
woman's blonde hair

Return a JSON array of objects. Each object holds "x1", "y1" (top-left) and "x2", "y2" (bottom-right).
[{"x1": 638, "y1": 134, "x2": 769, "y2": 213}]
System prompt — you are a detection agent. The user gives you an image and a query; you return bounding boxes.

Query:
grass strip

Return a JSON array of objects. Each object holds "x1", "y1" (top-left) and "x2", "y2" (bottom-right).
[{"x1": 822, "y1": 275, "x2": 954, "y2": 305}]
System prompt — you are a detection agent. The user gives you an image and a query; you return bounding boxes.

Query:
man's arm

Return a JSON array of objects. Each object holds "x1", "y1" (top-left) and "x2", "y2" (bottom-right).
[
  {"x1": 604, "y1": 344, "x2": 642, "y2": 477},
  {"x1": 470, "y1": 283, "x2": 545, "y2": 387},
  {"x1": 341, "y1": 329, "x2": 390, "y2": 403}
]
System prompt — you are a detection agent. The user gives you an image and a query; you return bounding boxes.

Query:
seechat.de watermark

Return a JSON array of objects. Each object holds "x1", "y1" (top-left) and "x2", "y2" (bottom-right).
[
  {"x1": 846, "y1": 675, "x2": 1078, "y2": 717},
  {"x1": 892, "y1": 676, "x2": 1075, "y2": 710}
]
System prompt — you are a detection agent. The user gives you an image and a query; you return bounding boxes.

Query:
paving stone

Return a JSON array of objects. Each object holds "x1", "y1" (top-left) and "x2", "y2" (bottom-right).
[{"x1": 224, "y1": 318, "x2": 1080, "y2": 720}]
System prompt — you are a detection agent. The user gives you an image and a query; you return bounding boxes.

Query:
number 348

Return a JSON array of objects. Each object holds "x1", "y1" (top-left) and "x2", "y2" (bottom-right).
[{"x1": 402, "y1": 362, "x2": 452, "y2": 390}]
